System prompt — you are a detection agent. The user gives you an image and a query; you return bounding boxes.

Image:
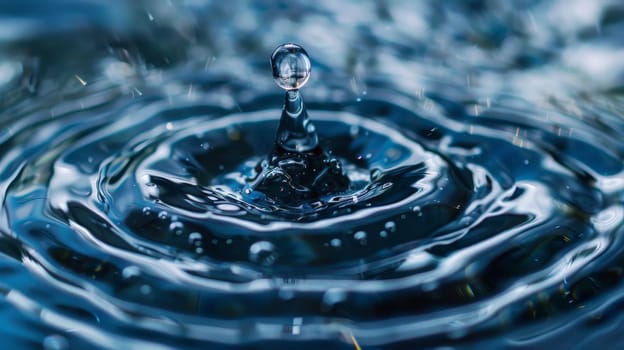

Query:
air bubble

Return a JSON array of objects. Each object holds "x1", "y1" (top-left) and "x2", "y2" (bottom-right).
[
  {"x1": 249, "y1": 241, "x2": 278, "y2": 266},
  {"x1": 169, "y1": 221, "x2": 184, "y2": 235},
  {"x1": 384, "y1": 221, "x2": 396, "y2": 232},
  {"x1": 354, "y1": 231, "x2": 367, "y2": 245},
  {"x1": 330, "y1": 238, "x2": 342, "y2": 247},
  {"x1": 43, "y1": 335, "x2": 69, "y2": 350},
  {"x1": 188, "y1": 232, "x2": 203, "y2": 246},
  {"x1": 140, "y1": 284, "x2": 152, "y2": 295}
]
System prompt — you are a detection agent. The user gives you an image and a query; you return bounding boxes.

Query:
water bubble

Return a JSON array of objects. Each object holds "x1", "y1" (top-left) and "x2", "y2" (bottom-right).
[
  {"x1": 271, "y1": 43, "x2": 311, "y2": 91},
  {"x1": 158, "y1": 211, "x2": 168, "y2": 220},
  {"x1": 140, "y1": 284, "x2": 152, "y2": 295},
  {"x1": 370, "y1": 168, "x2": 383, "y2": 181},
  {"x1": 384, "y1": 221, "x2": 396, "y2": 232},
  {"x1": 249, "y1": 241, "x2": 278, "y2": 266},
  {"x1": 43, "y1": 334, "x2": 69, "y2": 350},
  {"x1": 330, "y1": 238, "x2": 342, "y2": 248},
  {"x1": 122, "y1": 265, "x2": 141, "y2": 279},
  {"x1": 353, "y1": 231, "x2": 367, "y2": 245},
  {"x1": 379, "y1": 230, "x2": 388, "y2": 238},
  {"x1": 169, "y1": 221, "x2": 184, "y2": 235},
  {"x1": 141, "y1": 207, "x2": 152, "y2": 216},
  {"x1": 188, "y1": 232, "x2": 203, "y2": 247}
]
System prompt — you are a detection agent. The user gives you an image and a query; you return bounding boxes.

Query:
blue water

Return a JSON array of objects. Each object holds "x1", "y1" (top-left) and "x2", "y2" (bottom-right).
[{"x1": 1, "y1": 1, "x2": 624, "y2": 349}]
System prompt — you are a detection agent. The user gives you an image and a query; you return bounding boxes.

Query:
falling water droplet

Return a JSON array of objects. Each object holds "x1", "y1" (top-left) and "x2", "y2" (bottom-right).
[
  {"x1": 249, "y1": 241, "x2": 278, "y2": 266},
  {"x1": 271, "y1": 43, "x2": 311, "y2": 91}
]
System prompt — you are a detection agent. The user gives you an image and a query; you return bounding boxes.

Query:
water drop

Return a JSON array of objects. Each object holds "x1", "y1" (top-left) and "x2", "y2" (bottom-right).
[
  {"x1": 249, "y1": 241, "x2": 278, "y2": 266},
  {"x1": 379, "y1": 230, "x2": 388, "y2": 238},
  {"x1": 353, "y1": 231, "x2": 367, "y2": 245},
  {"x1": 330, "y1": 238, "x2": 342, "y2": 248},
  {"x1": 169, "y1": 221, "x2": 184, "y2": 235},
  {"x1": 271, "y1": 43, "x2": 311, "y2": 91},
  {"x1": 141, "y1": 207, "x2": 152, "y2": 216},
  {"x1": 370, "y1": 168, "x2": 383, "y2": 181},
  {"x1": 158, "y1": 211, "x2": 168, "y2": 220},
  {"x1": 43, "y1": 335, "x2": 69, "y2": 350},
  {"x1": 188, "y1": 232, "x2": 203, "y2": 247},
  {"x1": 140, "y1": 284, "x2": 152, "y2": 295},
  {"x1": 350, "y1": 125, "x2": 360, "y2": 137},
  {"x1": 122, "y1": 265, "x2": 141, "y2": 279},
  {"x1": 384, "y1": 221, "x2": 396, "y2": 232}
]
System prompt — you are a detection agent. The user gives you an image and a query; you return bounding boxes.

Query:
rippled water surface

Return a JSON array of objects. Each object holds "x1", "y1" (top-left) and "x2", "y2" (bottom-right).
[{"x1": 1, "y1": 1, "x2": 624, "y2": 349}]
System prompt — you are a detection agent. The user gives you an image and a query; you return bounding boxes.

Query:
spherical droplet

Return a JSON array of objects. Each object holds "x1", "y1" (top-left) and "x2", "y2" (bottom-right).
[
  {"x1": 353, "y1": 231, "x2": 367, "y2": 245},
  {"x1": 43, "y1": 335, "x2": 69, "y2": 350},
  {"x1": 249, "y1": 241, "x2": 278, "y2": 266},
  {"x1": 271, "y1": 43, "x2": 311, "y2": 91},
  {"x1": 188, "y1": 232, "x2": 203, "y2": 246},
  {"x1": 122, "y1": 265, "x2": 141, "y2": 279}
]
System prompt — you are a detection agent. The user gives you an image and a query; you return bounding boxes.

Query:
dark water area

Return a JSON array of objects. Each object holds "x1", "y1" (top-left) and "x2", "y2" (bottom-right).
[{"x1": 1, "y1": 1, "x2": 624, "y2": 349}]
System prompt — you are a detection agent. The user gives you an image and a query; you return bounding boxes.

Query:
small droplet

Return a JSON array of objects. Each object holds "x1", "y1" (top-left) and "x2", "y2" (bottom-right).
[
  {"x1": 188, "y1": 232, "x2": 203, "y2": 246},
  {"x1": 271, "y1": 43, "x2": 311, "y2": 91},
  {"x1": 140, "y1": 284, "x2": 152, "y2": 295},
  {"x1": 141, "y1": 207, "x2": 152, "y2": 216},
  {"x1": 249, "y1": 241, "x2": 278, "y2": 266},
  {"x1": 43, "y1": 335, "x2": 69, "y2": 350},
  {"x1": 353, "y1": 231, "x2": 367, "y2": 245},
  {"x1": 330, "y1": 238, "x2": 342, "y2": 248},
  {"x1": 384, "y1": 221, "x2": 396, "y2": 232},
  {"x1": 158, "y1": 211, "x2": 168, "y2": 220},
  {"x1": 370, "y1": 168, "x2": 383, "y2": 181},
  {"x1": 122, "y1": 265, "x2": 141, "y2": 279},
  {"x1": 169, "y1": 221, "x2": 184, "y2": 235},
  {"x1": 379, "y1": 230, "x2": 388, "y2": 238}
]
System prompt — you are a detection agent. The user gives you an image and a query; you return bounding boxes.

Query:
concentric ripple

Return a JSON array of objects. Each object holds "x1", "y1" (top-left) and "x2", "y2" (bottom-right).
[{"x1": 1, "y1": 66, "x2": 623, "y2": 349}]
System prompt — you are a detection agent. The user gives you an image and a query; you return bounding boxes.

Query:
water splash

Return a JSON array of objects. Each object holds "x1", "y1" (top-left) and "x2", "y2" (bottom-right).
[{"x1": 0, "y1": 1, "x2": 624, "y2": 350}]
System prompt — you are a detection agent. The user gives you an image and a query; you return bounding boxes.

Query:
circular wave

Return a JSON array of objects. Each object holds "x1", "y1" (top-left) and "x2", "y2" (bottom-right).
[{"x1": 1, "y1": 67, "x2": 623, "y2": 349}]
